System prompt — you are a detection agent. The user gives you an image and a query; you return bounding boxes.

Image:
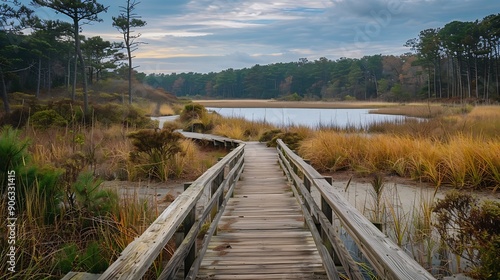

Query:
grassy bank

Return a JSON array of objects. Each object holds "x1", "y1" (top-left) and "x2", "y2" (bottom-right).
[{"x1": 0, "y1": 86, "x2": 225, "y2": 278}]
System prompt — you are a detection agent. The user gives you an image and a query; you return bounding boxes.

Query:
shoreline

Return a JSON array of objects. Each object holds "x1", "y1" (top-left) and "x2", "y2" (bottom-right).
[{"x1": 193, "y1": 99, "x2": 398, "y2": 109}]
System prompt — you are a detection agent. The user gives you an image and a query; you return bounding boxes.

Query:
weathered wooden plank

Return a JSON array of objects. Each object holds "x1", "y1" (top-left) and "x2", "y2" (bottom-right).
[
  {"x1": 197, "y1": 142, "x2": 327, "y2": 280},
  {"x1": 196, "y1": 263, "x2": 326, "y2": 272},
  {"x1": 196, "y1": 273, "x2": 328, "y2": 280},
  {"x1": 61, "y1": 272, "x2": 101, "y2": 280}
]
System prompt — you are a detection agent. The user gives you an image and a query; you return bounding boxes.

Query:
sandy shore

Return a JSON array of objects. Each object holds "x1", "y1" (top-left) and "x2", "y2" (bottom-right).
[{"x1": 194, "y1": 99, "x2": 396, "y2": 109}]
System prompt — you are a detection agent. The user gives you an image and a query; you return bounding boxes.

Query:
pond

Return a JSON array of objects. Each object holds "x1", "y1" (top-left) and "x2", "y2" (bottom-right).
[{"x1": 206, "y1": 107, "x2": 410, "y2": 128}]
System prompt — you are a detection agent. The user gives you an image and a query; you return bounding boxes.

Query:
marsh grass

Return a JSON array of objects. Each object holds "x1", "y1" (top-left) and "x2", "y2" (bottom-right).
[
  {"x1": 369, "y1": 174, "x2": 386, "y2": 226},
  {"x1": 209, "y1": 114, "x2": 276, "y2": 141},
  {"x1": 384, "y1": 185, "x2": 411, "y2": 247},
  {"x1": 148, "y1": 103, "x2": 175, "y2": 116},
  {"x1": 367, "y1": 105, "x2": 499, "y2": 139},
  {"x1": 300, "y1": 131, "x2": 500, "y2": 191},
  {"x1": 370, "y1": 103, "x2": 450, "y2": 118}
]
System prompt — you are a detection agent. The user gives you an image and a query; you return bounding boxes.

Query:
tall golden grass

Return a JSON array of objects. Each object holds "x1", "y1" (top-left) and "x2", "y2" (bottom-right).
[
  {"x1": 299, "y1": 132, "x2": 500, "y2": 190},
  {"x1": 207, "y1": 114, "x2": 276, "y2": 141}
]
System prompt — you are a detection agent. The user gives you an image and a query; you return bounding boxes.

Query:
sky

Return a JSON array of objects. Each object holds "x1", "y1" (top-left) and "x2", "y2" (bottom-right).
[{"x1": 28, "y1": 0, "x2": 499, "y2": 74}]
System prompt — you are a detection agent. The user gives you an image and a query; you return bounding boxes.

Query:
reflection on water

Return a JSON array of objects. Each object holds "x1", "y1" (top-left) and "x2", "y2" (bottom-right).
[{"x1": 207, "y1": 107, "x2": 409, "y2": 128}]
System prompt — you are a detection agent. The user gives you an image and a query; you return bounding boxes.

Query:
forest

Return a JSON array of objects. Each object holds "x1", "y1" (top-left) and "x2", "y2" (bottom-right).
[{"x1": 1, "y1": 1, "x2": 500, "y2": 117}]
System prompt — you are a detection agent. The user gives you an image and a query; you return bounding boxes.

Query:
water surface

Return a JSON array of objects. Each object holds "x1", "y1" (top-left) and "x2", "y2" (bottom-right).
[{"x1": 208, "y1": 107, "x2": 408, "y2": 128}]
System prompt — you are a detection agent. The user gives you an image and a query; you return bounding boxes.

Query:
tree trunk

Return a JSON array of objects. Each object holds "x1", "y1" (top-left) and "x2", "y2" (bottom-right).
[
  {"x1": 128, "y1": 48, "x2": 132, "y2": 104},
  {"x1": 0, "y1": 67, "x2": 10, "y2": 114},
  {"x1": 48, "y1": 57, "x2": 52, "y2": 98},
  {"x1": 77, "y1": 45, "x2": 89, "y2": 114},
  {"x1": 36, "y1": 56, "x2": 42, "y2": 98},
  {"x1": 475, "y1": 57, "x2": 479, "y2": 99},
  {"x1": 438, "y1": 59, "x2": 442, "y2": 98},
  {"x1": 67, "y1": 55, "x2": 71, "y2": 97},
  {"x1": 74, "y1": 19, "x2": 89, "y2": 114},
  {"x1": 73, "y1": 53, "x2": 77, "y2": 101}
]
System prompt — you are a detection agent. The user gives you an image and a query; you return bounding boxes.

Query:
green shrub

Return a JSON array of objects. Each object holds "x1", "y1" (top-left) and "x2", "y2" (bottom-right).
[
  {"x1": 56, "y1": 243, "x2": 79, "y2": 274},
  {"x1": 31, "y1": 109, "x2": 68, "y2": 129},
  {"x1": 93, "y1": 103, "x2": 154, "y2": 128},
  {"x1": 127, "y1": 128, "x2": 184, "y2": 181},
  {"x1": 55, "y1": 241, "x2": 109, "y2": 275},
  {"x1": 280, "y1": 93, "x2": 302, "y2": 101},
  {"x1": 259, "y1": 129, "x2": 283, "y2": 143},
  {"x1": 80, "y1": 241, "x2": 109, "y2": 273},
  {"x1": 72, "y1": 172, "x2": 118, "y2": 215},
  {"x1": 344, "y1": 94, "x2": 356, "y2": 101},
  {"x1": 47, "y1": 99, "x2": 85, "y2": 125},
  {"x1": 260, "y1": 129, "x2": 304, "y2": 151},
  {"x1": 0, "y1": 126, "x2": 30, "y2": 192},
  {"x1": 21, "y1": 165, "x2": 65, "y2": 223},
  {"x1": 180, "y1": 103, "x2": 207, "y2": 122},
  {"x1": 0, "y1": 105, "x2": 31, "y2": 127}
]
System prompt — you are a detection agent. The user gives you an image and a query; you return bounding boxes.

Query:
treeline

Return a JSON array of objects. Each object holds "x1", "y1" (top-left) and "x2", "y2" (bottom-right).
[
  {"x1": 145, "y1": 13, "x2": 500, "y2": 102},
  {"x1": 144, "y1": 55, "x2": 424, "y2": 101}
]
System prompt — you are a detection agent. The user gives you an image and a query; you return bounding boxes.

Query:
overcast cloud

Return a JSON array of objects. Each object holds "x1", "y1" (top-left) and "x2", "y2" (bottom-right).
[{"x1": 31, "y1": 0, "x2": 499, "y2": 74}]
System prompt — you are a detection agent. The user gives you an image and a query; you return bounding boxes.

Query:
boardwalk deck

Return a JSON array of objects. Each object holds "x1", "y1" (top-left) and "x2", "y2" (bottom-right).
[{"x1": 196, "y1": 142, "x2": 327, "y2": 280}]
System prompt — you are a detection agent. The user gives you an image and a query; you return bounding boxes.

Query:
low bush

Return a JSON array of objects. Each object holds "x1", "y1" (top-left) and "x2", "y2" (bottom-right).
[
  {"x1": 180, "y1": 103, "x2": 207, "y2": 122},
  {"x1": 434, "y1": 192, "x2": 500, "y2": 279},
  {"x1": 127, "y1": 128, "x2": 184, "y2": 181},
  {"x1": 31, "y1": 109, "x2": 68, "y2": 129}
]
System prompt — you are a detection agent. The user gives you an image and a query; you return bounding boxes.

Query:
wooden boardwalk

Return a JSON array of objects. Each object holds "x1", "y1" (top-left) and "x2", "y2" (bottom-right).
[
  {"x1": 63, "y1": 135, "x2": 435, "y2": 280},
  {"x1": 196, "y1": 142, "x2": 327, "y2": 280}
]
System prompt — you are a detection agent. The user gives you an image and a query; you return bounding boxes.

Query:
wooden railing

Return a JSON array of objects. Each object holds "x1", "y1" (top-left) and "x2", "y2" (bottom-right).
[
  {"x1": 276, "y1": 139, "x2": 436, "y2": 280},
  {"x1": 66, "y1": 143, "x2": 245, "y2": 280}
]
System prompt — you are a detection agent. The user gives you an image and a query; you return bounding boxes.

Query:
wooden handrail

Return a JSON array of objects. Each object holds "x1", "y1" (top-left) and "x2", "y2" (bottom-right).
[
  {"x1": 276, "y1": 139, "x2": 435, "y2": 280},
  {"x1": 96, "y1": 143, "x2": 245, "y2": 280}
]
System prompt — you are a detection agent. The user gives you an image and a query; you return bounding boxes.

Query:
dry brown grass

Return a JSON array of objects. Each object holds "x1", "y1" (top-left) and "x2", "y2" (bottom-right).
[{"x1": 370, "y1": 103, "x2": 451, "y2": 118}]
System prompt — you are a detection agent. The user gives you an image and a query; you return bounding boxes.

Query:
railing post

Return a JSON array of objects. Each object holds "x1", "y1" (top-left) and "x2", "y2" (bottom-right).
[
  {"x1": 211, "y1": 170, "x2": 224, "y2": 236},
  {"x1": 174, "y1": 183, "x2": 193, "y2": 251},
  {"x1": 303, "y1": 176, "x2": 314, "y2": 229},
  {"x1": 322, "y1": 176, "x2": 341, "y2": 266},
  {"x1": 183, "y1": 183, "x2": 196, "y2": 278}
]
